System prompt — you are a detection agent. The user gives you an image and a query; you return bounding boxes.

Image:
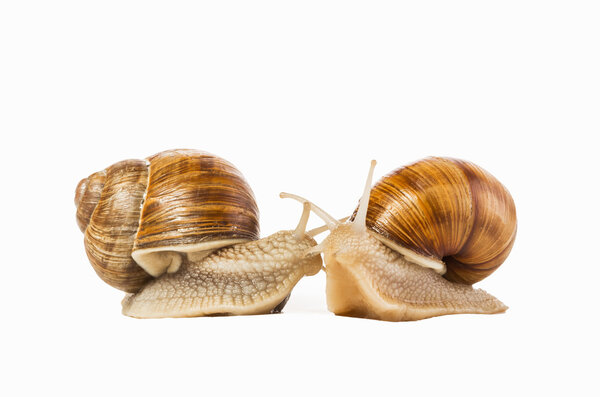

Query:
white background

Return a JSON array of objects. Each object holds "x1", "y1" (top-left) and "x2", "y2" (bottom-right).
[{"x1": 1, "y1": 1, "x2": 598, "y2": 396}]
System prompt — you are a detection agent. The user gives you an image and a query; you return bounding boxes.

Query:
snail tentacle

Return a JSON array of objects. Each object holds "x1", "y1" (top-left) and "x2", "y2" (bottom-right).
[
  {"x1": 352, "y1": 160, "x2": 377, "y2": 234},
  {"x1": 294, "y1": 202, "x2": 312, "y2": 240},
  {"x1": 306, "y1": 217, "x2": 349, "y2": 237},
  {"x1": 280, "y1": 192, "x2": 339, "y2": 229}
]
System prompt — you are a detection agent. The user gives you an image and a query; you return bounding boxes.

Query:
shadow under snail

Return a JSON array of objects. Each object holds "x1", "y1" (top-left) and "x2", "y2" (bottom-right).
[
  {"x1": 281, "y1": 157, "x2": 517, "y2": 321},
  {"x1": 75, "y1": 149, "x2": 322, "y2": 318}
]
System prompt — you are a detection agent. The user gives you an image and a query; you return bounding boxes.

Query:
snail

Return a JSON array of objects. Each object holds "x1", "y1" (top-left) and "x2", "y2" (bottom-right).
[
  {"x1": 75, "y1": 149, "x2": 322, "y2": 318},
  {"x1": 281, "y1": 157, "x2": 517, "y2": 321}
]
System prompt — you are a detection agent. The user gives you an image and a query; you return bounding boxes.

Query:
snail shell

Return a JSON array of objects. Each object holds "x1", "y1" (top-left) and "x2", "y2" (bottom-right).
[
  {"x1": 75, "y1": 149, "x2": 260, "y2": 292},
  {"x1": 362, "y1": 157, "x2": 517, "y2": 284}
]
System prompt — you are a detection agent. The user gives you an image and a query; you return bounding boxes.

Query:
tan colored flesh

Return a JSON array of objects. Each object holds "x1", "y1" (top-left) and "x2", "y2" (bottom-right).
[
  {"x1": 323, "y1": 225, "x2": 507, "y2": 321},
  {"x1": 122, "y1": 231, "x2": 322, "y2": 318},
  {"x1": 306, "y1": 217, "x2": 349, "y2": 237},
  {"x1": 131, "y1": 238, "x2": 249, "y2": 277},
  {"x1": 370, "y1": 232, "x2": 446, "y2": 274}
]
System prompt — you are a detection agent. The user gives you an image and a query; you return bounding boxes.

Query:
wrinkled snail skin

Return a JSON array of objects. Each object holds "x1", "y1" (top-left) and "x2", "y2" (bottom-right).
[
  {"x1": 324, "y1": 225, "x2": 507, "y2": 321},
  {"x1": 282, "y1": 157, "x2": 515, "y2": 322},
  {"x1": 122, "y1": 231, "x2": 322, "y2": 319}
]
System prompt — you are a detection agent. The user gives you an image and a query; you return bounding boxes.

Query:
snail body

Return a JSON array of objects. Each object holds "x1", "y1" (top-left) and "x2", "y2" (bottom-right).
[
  {"x1": 76, "y1": 149, "x2": 321, "y2": 318},
  {"x1": 282, "y1": 157, "x2": 516, "y2": 321},
  {"x1": 122, "y1": 228, "x2": 321, "y2": 318}
]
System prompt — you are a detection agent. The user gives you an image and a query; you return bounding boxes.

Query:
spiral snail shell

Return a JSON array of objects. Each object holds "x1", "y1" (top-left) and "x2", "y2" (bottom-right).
[
  {"x1": 360, "y1": 157, "x2": 517, "y2": 285},
  {"x1": 75, "y1": 149, "x2": 322, "y2": 318},
  {"x1": 282, "y1": 157, "x2": 517, "y2": 321},
  {"x1": 76, "y1": 149, "x2": 259, "y2": 292}
]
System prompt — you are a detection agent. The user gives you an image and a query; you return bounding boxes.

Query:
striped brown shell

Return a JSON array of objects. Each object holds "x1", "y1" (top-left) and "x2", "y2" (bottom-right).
[
  {"x1": 75, "y1": 149, "x2": 260, "y2": 292},
  {"x1": 363, "y1": 157, "x2": 517, "y2": 285}
]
